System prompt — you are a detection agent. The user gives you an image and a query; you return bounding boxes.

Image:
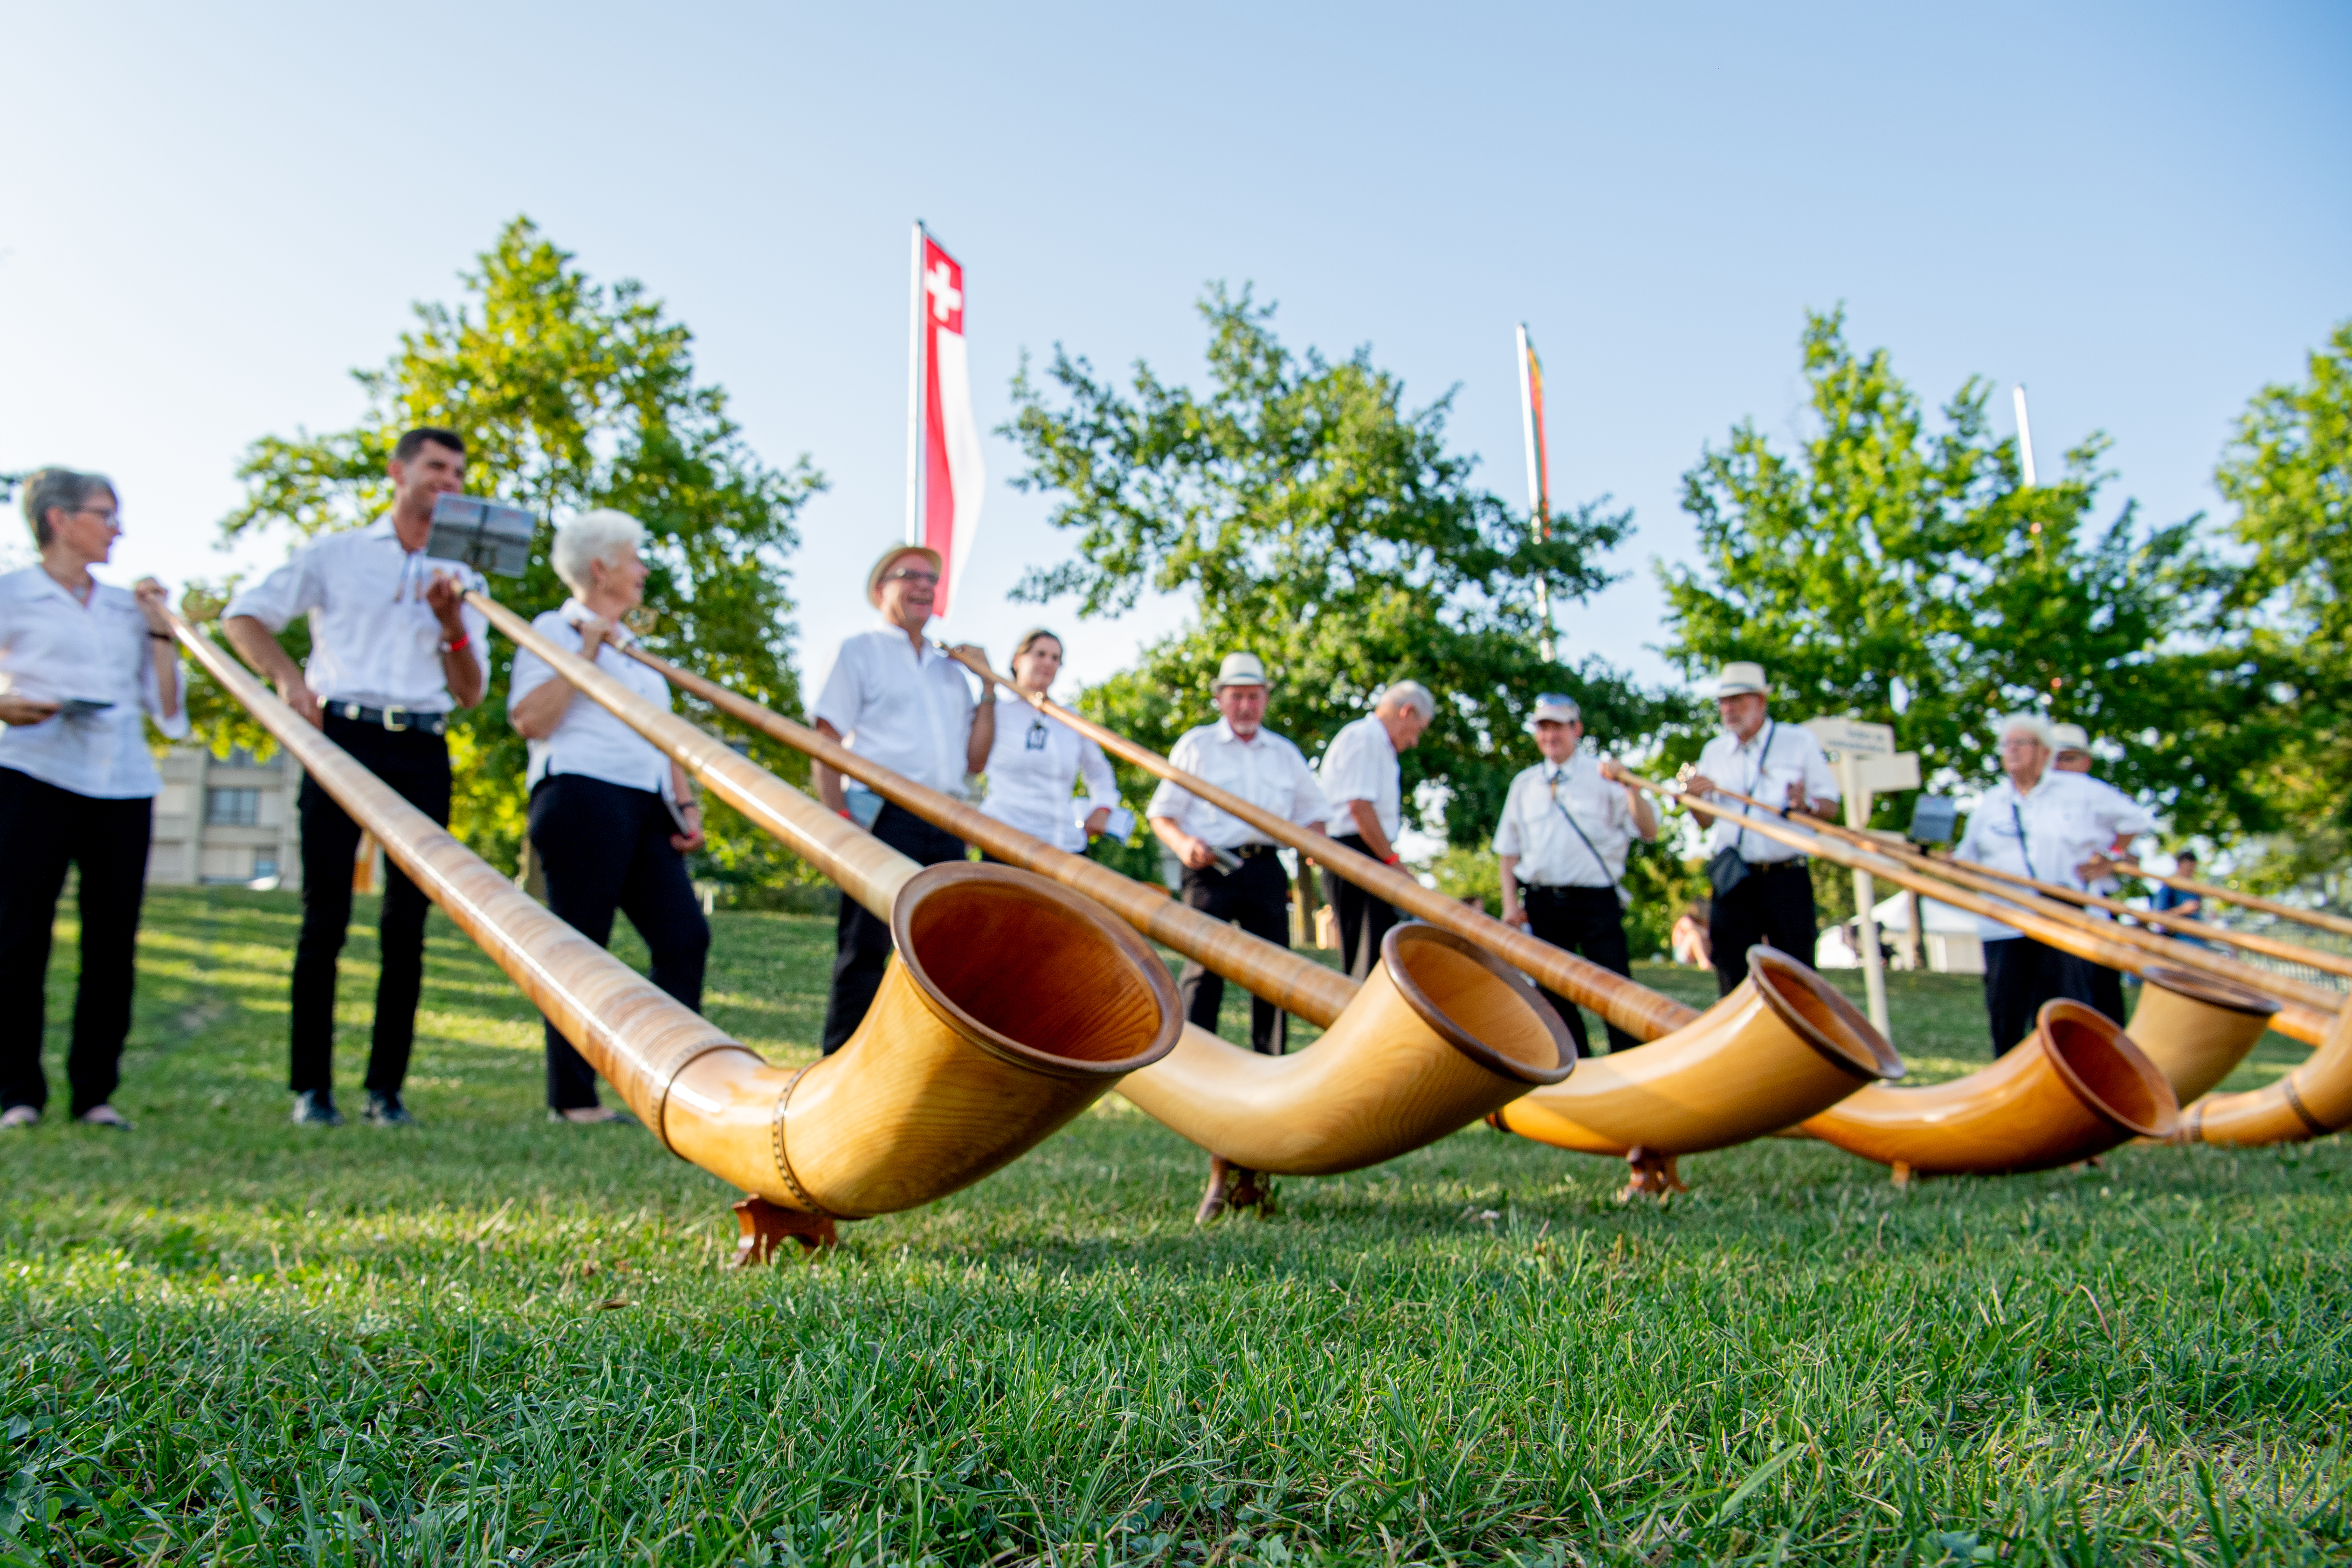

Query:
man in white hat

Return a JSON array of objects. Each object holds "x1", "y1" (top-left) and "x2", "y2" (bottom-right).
[
  {"x1": 1148, "y1": 652, "x2": 1330, "y2": 1220},
  {"x1": 1950, "y1": 711, "x2": 2152, "y2": 1050},
  {"x1": 807, "y1": 543, "x2": 993, "y2": 1051},
  {"x1": 1315, "y1": 679, "x2": 1435, "y2": 980},
  {"x1": 1683, "y1": 661, "x2": 1841, "y2": 996},
  {"x1": 1492, "y1": 692, "x2": 1657, "y2": 1054},
  {"x1": 2050, "y1": 722, "x2": 2094, "y2": 774}
]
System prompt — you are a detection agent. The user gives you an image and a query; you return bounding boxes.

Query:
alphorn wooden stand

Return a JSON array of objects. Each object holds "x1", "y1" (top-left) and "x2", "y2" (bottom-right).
[{"x1": 588, "y1": 631, "x2": 1904, "y2": 1201}]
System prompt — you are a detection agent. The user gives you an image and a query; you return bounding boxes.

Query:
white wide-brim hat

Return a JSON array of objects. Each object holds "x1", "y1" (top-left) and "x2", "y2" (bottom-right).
[
  {"x1": 1211, "y1": 652, "x2": 1269, "y2": 691},
  {"x1": 1713, "y1": 661, "x2": 1771, "y2": 698}
]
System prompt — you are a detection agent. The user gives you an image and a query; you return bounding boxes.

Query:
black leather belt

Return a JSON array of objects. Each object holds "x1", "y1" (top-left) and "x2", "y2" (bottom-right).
[
  {"x1": 324, "y1": 701, "x2": 447, "y2": 736},
  {"x1": 1231, "y1": 843, "x2": 1279, "y2": 859},
  {"x1": 1745, "y1": 857, "x2": 1809, "y2": 874},
  {"x1": 1520, "y1": 882, "x2": 1614, "y2": 897}
]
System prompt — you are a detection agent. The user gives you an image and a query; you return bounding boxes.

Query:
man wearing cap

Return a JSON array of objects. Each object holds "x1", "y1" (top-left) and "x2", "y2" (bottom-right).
[
  {"x1": 1949, "y1": 712, "x2": 2153, "y2": 1050},
  {"x1": 222, "y1": 426, "x2": 488, "y2": 1128},
  {"x1": 1683, "y1": 662, "x2": 1841, "y2": 997},
  {"x1": 1493, "y1": 693, "x2": 1657, "y2": 1054},
  {"x1": 808, "y1": 544, "x2": 993, "y2": 1052},
  {"x1": 1315, "y1": 680, "x2": 1435, "y2": 980},
  {"x1": 2050, "y1": 723, "x2": 2094, "y2": 774},
  {"x1": 1149, "y1": 652, "x2": 1330, "y2": 1220}
]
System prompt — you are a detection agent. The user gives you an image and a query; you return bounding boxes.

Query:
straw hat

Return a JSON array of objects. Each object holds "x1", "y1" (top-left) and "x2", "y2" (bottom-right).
[
  {"x1": 866, "y1": 544, "x2": 943, "y2": 606},
  {"x1": 1210, "y1": 652, "x2": 1269, "y2": 691},
  {"x1": 1713, "y1": 661, "x2": 1771, "y2": 698},
  {"x1": 2050, "y1": 722, "x2": 2092, "y2": 755}
]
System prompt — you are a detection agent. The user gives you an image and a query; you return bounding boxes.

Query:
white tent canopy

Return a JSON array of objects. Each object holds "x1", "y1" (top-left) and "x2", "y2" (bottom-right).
[{"x1": 1869, "y1": 888, "x2": 1978, "y2": 934}]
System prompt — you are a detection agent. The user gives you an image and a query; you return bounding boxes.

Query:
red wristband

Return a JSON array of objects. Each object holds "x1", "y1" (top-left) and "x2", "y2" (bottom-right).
[
  {"x1": 441, "y1": 633, "x2": 470, "y2": 654},
  {"x1": 1382, "y1": 853, "x2": 1402, "y2": 866}
]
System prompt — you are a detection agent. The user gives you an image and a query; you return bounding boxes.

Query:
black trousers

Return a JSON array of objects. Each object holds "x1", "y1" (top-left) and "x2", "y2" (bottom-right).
[
  {"x1": 528, "y1": 774, "x2": 710, "y2": 1109},
  {"x1": 1520, "y1": 883, "x2": 1635, "y2": 1056},
  {"x1": 822, "y1": 801, "x2": 967, "y2": 1053},
  {"x1": 1981, "y1": 936, "x2": 2101, "y2": 1056},
  {"x1": 291, "y1": 715, "x2": 451, "y2": 1097},
  {"x1": 0, "y1": 768, "x2": 152, "y2": 1117},
  {"x1": 1708, "y1": 860, "x2": 1818, "y2": 997},
  {"x1": 1322, "y1": 833, "x2": 1397, "y2": 981},
  {"x1": 1179, "y1": 852, "x2": 1291, "y2": 1054}
]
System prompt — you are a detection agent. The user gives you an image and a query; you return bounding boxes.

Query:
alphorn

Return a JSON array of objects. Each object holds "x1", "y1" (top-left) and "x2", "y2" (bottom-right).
[
  {"x1": 635, "y1": 636, "x2": 1905, "y2": 1196},
  {"x1": 180, "y1": 610, "x2": 1184, "y2": 1259},
  {"x1": 1775, "y1": 796, "x2": 2352, "y2": 984},
  {"x1": 939, "y1": 648, "x2": 1697, "y2": 1046},
  {"x1": 469, "y1": 591, "x2": 1575, "y2": 1177},
  {"x1": 1627, "y1": 773, "x2": 2335, "y2": 1047},
  {"x1": 658, "y1": 644, "x2": 1891, "y2": 1194},
  {"x1": 2109, "y1": 859, "x2": 2352, "y2": 944},
  {"x1": 2175, "y1": 974, "x2": 2352, "y2": 1146}
]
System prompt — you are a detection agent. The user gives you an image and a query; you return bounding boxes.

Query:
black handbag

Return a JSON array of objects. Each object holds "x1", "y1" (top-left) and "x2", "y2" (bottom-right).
[{"x1": 1706, "y1": 846, "x2": 1751, "y2": 898}]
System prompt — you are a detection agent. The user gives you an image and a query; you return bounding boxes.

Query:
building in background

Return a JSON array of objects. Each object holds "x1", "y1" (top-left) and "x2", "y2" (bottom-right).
[{"x1": 149, "y1": 744, "x2": 305, "y2": 890}]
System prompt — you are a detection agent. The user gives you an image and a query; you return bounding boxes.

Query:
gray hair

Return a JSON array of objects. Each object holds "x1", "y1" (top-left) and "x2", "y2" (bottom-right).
[
  {"x1": 552, "y1": 508, "x2": 646, "y2": 596},
  {"x1": 1377, "y1": 680, "x2": 1436, "y2": 721},
  {"x1": 20, "y1": 468, "x2": 116, "y2": 548},
  {"x1": 1994, "y1": 711, "x2": 2056, "y2": 751}
]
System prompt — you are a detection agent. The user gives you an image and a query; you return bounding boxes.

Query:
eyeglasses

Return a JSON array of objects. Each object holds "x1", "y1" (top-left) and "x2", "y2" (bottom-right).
[
  {"x1": 1998, "y1": 737, "x2": 2045, "y2": 751},
  {"x1": 883, "y1": 567, "x2": 940, "y2": 586},
  {"x1": 70, "y1": 506, "x2": 121, "y2": 527}
]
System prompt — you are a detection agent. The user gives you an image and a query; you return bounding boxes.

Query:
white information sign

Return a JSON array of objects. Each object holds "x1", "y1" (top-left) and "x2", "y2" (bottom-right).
[{"x1": 1803, "y1": 716, "x2": 1897, "y2": 757}]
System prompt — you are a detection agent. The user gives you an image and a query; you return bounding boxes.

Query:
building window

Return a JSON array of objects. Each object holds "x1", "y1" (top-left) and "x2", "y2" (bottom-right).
[
  {"x1": 253, "y1": 851, "x2": 279, "y2": 880},
  {"x1": 206, "y1": 787, "x2": 261, "y2": 827}
]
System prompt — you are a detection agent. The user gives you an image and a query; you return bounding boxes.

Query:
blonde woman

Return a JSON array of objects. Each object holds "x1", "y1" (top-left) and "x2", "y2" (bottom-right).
[{"x1": 976, "y1": 629, "x2": 1121, "y2": 855}]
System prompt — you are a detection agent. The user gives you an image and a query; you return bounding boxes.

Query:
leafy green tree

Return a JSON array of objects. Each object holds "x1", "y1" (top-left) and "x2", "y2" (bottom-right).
[
  {"x1": 194, "y1": 218, "x2": 822, "y2": 888},
  {"x1": 2210, "y1": 319, "x2": 2352, "y2": 895},
  {"x1": 1009, "y1": 286, "x2": 1665, "y2": 864},
  {"x1": 1658, "y1": 309, "x2": 2260, "y2": 841}
]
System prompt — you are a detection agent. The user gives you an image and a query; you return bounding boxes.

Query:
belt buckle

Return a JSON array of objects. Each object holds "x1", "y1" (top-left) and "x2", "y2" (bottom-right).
[{"x1": 382, "y1": 706, "x2": 409, "y2": 733}]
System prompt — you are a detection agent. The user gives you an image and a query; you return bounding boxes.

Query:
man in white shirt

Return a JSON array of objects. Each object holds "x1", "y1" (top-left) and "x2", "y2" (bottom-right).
[
  {"x1": 223, "y1": 428, "x2": 488, "y2": 1128},
  {"x1": 1683, "y1": 662, "x2": 1840, "y2": 997},
  {"x1": 1148, "y1": 653, "x2": 1330, "y2": 1052},
  {"x1": 1148, "y1": 651, "x2": 1330, "y2": 1222},
  {"x1": 807, "y1": 544, "x2": 993, "y2": 1052},
  {"x1": 1951, "y1": 712, "x2": 2154, "y2": 1051},
  {"x1": 1315, "y1": 680, "x2": 1434, "y2": 980},
  {"x1": 1493, "y1": 693, "x2": 1657, "y2": 1054}
]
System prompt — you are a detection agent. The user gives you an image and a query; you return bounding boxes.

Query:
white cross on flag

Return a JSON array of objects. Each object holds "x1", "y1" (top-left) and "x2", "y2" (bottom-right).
[{"x1": 913, "y1": 230, "x2": 986, "y2": 617}]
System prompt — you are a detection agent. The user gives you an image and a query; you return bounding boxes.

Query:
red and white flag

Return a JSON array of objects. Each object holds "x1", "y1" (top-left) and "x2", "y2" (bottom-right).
[{"x1": 908, "y1": 226, "x2": 986, "y2": 617}]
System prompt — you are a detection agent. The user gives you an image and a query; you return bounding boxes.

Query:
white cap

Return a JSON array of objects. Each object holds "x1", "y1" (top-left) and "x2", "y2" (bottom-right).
[
  {"x1": 1210, "y1": 652, "x2": 1269, "y2": 691},
  {"x1": 1713, "y1": 661, "x2": 1771, "y2": 698},
  {"x1": 1525, "y1": 691, "x2": 1582, "y2": 730}
]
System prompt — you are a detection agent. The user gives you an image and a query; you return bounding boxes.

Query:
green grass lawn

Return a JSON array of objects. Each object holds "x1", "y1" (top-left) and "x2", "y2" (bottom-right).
[{"x1": 2, "y1": 887, "x2": 2345, "y2": 1565}]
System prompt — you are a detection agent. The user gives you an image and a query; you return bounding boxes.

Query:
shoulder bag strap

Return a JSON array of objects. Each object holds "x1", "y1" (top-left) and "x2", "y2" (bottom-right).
[
  {"x1": 1547, "y1": 764, "x2": 1618, "y2": 892},
  {"x1": 2010, "y1": 799, "x2": 2039, "y2": 882}
]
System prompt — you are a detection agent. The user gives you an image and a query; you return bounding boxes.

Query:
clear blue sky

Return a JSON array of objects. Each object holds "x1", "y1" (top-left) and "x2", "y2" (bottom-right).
[{"x1": 4, "y1": 1, "x2": 2345, "y2": 711}]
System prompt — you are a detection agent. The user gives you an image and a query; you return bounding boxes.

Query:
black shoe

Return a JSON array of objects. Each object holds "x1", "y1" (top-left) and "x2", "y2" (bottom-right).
[
  {"x1": 364, "y1": 1091, "x2": 419, "y2": 1127},
  {"x1": 291, "y1": 1091, "x2": 343, "y2": 1127}
]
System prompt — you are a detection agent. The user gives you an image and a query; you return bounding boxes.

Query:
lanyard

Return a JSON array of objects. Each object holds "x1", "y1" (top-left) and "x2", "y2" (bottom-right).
[
  {"x1": 1733, "y1": 720, "x2": 1778, "y2": 859},
  {"x1": 1545, "y1": 764, "x2": 1616, "y2": 889},
  {"x1": 2009, "y1": 799, "x2": 2039, "y2": 881}
]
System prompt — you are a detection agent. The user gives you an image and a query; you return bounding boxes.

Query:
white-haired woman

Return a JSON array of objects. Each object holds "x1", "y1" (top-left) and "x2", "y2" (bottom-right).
[
  {"x1": 509, "y1": 510, "x2": 709, "y2": 1123},
  {"x1": 1949, "y1": 711, "x2": 2152, "y2": 1052},
  {"x1": 976, "y1": 629, "x2": 1121, "y2": 858},
  {"x1": 0, "y1": 469, "x2": 186, "y2": 1131}
]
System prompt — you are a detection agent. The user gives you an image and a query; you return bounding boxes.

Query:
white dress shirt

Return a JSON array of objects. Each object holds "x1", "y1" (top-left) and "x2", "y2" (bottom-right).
[
  {"x1": 0, "y1": 567, "x2": 189, "y2": 798},
  {"x1": 978, "y1": 698, "x2": 1120, "y2": 852},
  {"x1": 1147, "y1": 718, "x2": 1331, "y2": 847},
  {"x1": 506, "y1": 603, "x2": 675, "y2": 795},
  {"x1": 1317, "y1": 713, "x2": 1402, "y2": 843},
  {"x1": 1492, "y1": 749, "x2": 1636, "y2": 890},
  {"x1": 810, "y1": 623, "x2": 977, "y2": 797},
  {"x1": 223, "y1": 516, "x2": 489, "y2": 712},
  {"x1": 1954, "y1": 770, "x2": 2156, "y2": 942},
  {"x1": 1694, "y1": 718, "x2": 1840, "y2": 864}
]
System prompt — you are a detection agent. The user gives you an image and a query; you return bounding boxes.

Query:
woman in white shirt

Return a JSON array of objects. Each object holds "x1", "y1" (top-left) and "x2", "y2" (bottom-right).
[
  {"x1": 977, "y1": 629, "x2": 1121, "y2": 857},
  {"x1": 0, "y1": 470, "x2": 186, "y2": 1131},
  {"x1": 508, "y1": 510, "x2": 707, "y2": 1124}
]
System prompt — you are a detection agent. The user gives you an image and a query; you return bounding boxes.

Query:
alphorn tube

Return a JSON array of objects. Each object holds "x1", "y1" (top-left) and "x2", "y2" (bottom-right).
[
  {"x1": 470, "y1": 594, "x2": 1573, "y2": 1174},
  {"x1": 2128, "y1": 966, "x2": 2281, "y2": 1105},
  {"x1": 1629, "y1": 779, "x2": 2335, "y2": 1047},
  {"x1": 2176, "y1": 983, "x2": 2352, "y2": 1147},
  {"x1": 179, "y1": 613, "x2": 1180, "y2": 1225},
  {"x1": 942, "y1": 649, "x2": 1697, "y2": 1045},
  {"x1": 1800, "y1": 1001, "x2": 2179, "y2": 1175},
  {"x1": 1782, "y1": 800, "x2": 2352, "y2": 986},
  {"x1": 607, "y1": 631, "x2": 1908, "y2": 1190},
  {"x1": 2111, "y1": 859, "x2": 2352, "y2": 944}
]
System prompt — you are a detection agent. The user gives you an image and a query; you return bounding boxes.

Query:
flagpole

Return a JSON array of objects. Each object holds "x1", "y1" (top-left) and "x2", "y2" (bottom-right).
[
  {"x1": 2012, "y1": 384, "x2": 2037, "y2": 489},
  {"x1": 905, "y1": 221, "x2": 927, "y2": 548},
  {"x1": 1516, "y1": 324, "x2": 1554, "y2": 663}
]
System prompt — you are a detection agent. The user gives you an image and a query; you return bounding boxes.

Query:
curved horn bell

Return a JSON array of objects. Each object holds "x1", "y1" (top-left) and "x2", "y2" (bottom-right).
[
  {"x1": 2127, "y1": 965, "x2": 2281, "y2": 1105},
  {"x1": 1492, "y1": 946, "x2": 1903, "y2": 1195},
  {"x1": 175, "y1": 616, "x2": 1179, "y2": 1248},
  {"x1": 1800, "y1": 1001, "x2": 2179, "y2": 1176},
  {"x1": 2176, "y1": 986, "x2": 2352, "y2": 1147}
]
